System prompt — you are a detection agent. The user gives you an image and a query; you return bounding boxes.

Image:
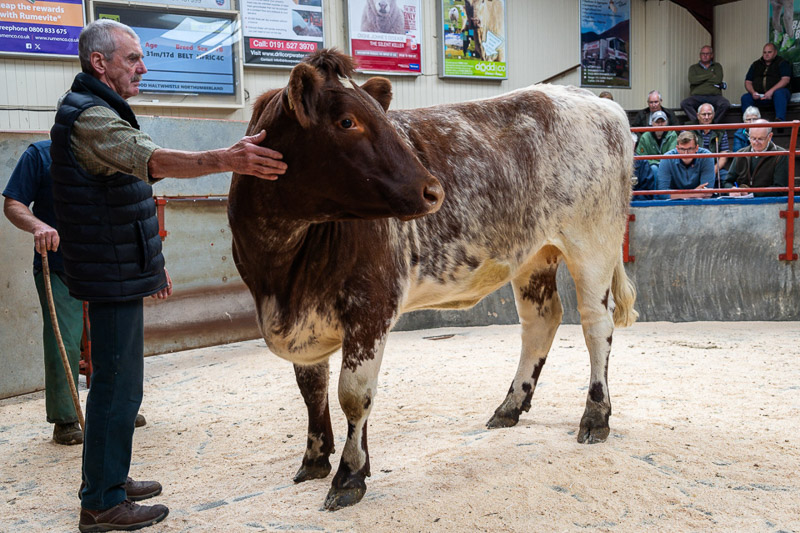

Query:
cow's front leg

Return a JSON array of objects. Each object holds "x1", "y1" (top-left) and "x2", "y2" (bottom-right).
[
  {"x1": 293, "y1": 361, "x2": 335, "y2": 483},
  {"x1": 323, "y1": 337, "x2": 387, "y2": 511}
]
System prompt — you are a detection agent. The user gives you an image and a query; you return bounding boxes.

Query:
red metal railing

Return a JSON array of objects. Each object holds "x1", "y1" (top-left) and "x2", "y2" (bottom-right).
[{"x1": 630, "y1": 120, "x2": 798, "y2": 262}]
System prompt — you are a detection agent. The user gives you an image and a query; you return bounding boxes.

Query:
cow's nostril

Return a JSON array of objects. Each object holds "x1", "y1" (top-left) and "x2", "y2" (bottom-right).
[{"x1": 423, "y1": 182, "x2": 445, "y2": 210}]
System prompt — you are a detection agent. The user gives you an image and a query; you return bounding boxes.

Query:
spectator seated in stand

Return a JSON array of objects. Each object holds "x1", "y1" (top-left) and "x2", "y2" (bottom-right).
[
  {"x1": 598, "y1": 91, "x2": 614, "y2": 100},
  {"x1": 680, "y1": 45, "x2": 731, "y2": 124},
  {"x1": 630, "y1": 90, "x2": 681, "y2": 127},
  {"x1": 631, "y1": 133, "x2": 656, "y2": 201},
  {"x1": 733, "y1": 106, "x2": 762, "y2": 152},
  {"x1": 723, "y1": 119, "x2": 789, "y2": 197},
  {"x1": 657, "y1": 131, "x2": 715, "y2": 199},
  {"x1": 741, "y1": 42, "x2": 792, "y2": 122},
  {"x1": 635, "y1": 110, "x2": 677, "y2": 177},
  {"x1": 692, "y1": 103, "x2": 730, "y2": 188}
]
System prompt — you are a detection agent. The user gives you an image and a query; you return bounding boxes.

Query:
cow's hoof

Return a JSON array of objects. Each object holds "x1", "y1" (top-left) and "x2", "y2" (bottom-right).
[
  {"x1": 577, "y1": 424, "x2": 609, "y2": 444},
  {"x1": 323, "y1": 486, "x2": 365, "y2": 511},
  {"x1": 486, "y1": 411, "x2": 519, "y2": 429},
  {"x1": 294, "y1": 457, "x2": 332, "y2": 483}
]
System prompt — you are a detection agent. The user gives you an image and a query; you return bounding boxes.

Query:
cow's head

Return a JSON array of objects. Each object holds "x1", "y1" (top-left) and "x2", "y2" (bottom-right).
[{"x1": 243, "y1": 48, "x2": 443, "y2": 222}]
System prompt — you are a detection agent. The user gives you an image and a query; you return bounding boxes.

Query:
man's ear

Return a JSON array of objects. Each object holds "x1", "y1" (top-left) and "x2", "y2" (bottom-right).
[
  {"x1": 361, "y1": 77, "x2": 393, "y2": 112},
  {"x1": 283, "y1": 63, "x2": 323, "y2": 128},
  {"x1": 89, "y1": 51, "x2": 107, "y2": 75}
]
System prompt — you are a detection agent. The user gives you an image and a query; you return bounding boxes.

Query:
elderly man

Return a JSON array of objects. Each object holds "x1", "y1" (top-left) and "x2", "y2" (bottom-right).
[
  {"x1": 630, "y1": 90, "x2": 681, "y2": 127},
  {"x1": 52, "y1": 19, "x2": 286, "y2": 532},
  {"x1": 724, "y1": 119, "x2": 789, "y2": 197},
  {"x1": 680, "y1": 45, "x2": 731, "y2": 124},
  {"x1": 741, "y1": 42, "x2": 792, "y2": 122},
  {"x1": 657, "y1": 131, "x2": 716, "y2": 199},
  {"x1": 693, "y1": 103, "x2": 730, "y2": 187},
  {"x1": 634, "y1": 110, "x2": 677, "y2": 175}
]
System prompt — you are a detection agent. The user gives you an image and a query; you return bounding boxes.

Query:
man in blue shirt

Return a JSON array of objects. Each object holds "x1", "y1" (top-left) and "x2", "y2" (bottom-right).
[
  {"x1": 657, "y1": 131, "x2": 716, "y2": 199},
  {"x1": 3, "y1": 140, "x2": 85, "y2": 445}
]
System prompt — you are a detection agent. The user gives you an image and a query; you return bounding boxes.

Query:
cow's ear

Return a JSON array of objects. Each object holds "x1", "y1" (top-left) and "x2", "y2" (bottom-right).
[
  {"x1": 361, "y1": 77, "x2": 393, "y2": 112},
  {"x1": 285, "y1": 63, "x2": 324, "y2": 128}
]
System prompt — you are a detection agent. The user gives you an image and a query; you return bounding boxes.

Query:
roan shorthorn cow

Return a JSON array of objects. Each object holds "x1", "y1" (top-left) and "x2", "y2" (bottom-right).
[{"x1": 228, "y1": 49, "x2": 637, "y2": 511}]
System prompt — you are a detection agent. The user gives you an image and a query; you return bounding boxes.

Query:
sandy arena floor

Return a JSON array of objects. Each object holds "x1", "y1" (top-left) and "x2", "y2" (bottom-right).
[{"x1": 1, "y1": 321, "x2": 799, "y2": 532}]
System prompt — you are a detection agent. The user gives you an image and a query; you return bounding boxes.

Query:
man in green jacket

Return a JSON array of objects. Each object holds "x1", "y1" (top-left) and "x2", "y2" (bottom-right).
[
  {"x1": 680, "y1": 45, "x2": 731, "y2": 124},
  {"x1": 634, "y1": 110, "x2": 677, "y2": 175}
]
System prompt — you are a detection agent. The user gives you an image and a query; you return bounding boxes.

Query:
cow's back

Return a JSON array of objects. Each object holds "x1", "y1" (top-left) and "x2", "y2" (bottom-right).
[{"x1": 389, "y1": 84, "x2": 632, "y2": 309}]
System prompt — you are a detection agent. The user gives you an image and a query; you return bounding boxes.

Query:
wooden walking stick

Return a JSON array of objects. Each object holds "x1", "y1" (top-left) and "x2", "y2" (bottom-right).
[{"x1": 41, "y1": 252, "x2": 85, "y2": 432}]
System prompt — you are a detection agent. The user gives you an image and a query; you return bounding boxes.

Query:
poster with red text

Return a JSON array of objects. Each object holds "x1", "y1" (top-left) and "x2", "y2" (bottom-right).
[
  {"x1": 346, "y1": 0, "x2": 422, "y2": 75},
  {"x1": 241, "y1": 0, "x2": 324, "y2": 68}
]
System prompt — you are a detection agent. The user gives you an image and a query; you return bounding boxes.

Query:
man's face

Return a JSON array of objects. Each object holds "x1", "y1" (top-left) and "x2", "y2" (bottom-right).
[
  {"x1": 677, "y1": 141, "x2": 698, "y2": 165},
  {"x1": 749, "y1": 127, "x2": 772, "y2": 152},
  {"x1": 699, "y1": 47, "x2": 713, "y2": 65},
  {"x1": 698, "y1": 106, "x2": 714, "y2": 125},
  {"x1": 647, "y1": 94, "x2": 662, "y2": 112},
  {"x1": 653, "y1": 118, "x2": 667, "y2": 134},
  {"x1": 763, "y1": 45, "x2": 777, "y2": 63},
  {"x1": 101, "y1": 30, "x2": 147, "y2": 100}
]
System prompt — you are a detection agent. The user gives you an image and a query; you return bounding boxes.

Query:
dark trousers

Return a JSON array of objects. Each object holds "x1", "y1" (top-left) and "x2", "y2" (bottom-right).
[
  {"x1": 741, "y1": 88, "x2": 791, "y2": 121},
  {"x1": 680, "y1": 94, "x2": 731, "y2": 123},
  {"x1": 80, "y1": 299, "x2": 144, "y2": 511}
]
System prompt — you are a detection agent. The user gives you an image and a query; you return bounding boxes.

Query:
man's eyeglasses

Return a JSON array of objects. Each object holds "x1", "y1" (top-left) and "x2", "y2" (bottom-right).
[
  {"x1": 676, "y1": 146, "x2": 698, "y2": 153},
  {"x1": 750, "y1": 136, "x2": 770, "y2": 143}
]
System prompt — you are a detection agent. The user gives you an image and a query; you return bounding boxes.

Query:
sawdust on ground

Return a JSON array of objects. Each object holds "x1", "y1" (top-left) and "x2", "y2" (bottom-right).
[{"x1": 1, "y1": 321, "x2": 799, "y2": 532}]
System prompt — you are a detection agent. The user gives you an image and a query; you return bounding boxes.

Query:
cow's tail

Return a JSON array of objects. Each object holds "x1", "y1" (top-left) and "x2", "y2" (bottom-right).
[{"x1": 612, "y1": 253, "x2": 638, "y2": 328}]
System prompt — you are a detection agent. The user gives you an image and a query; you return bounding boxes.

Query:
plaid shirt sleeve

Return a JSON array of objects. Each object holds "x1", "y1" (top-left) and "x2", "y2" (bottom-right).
[{"x1": 71, "y1": 106, "x2": 161, "y2": 183}]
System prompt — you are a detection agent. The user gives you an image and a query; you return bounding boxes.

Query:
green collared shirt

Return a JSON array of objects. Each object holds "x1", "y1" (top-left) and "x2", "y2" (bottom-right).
[{"x1": 71, "y1": 106, "x2": 160, "y2": 184}]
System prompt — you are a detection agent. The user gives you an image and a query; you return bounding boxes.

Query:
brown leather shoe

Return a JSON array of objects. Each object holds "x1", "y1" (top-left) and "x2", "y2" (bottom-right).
[
  {"x1": 79, "y1": 500, "x2": 168, "y2": 532},
  {"x1": 134, "y1": 414, "x2": 146, "y2": 428},
  {"x1": 124, "y1": 478, "x2": 162, "y2": 501},
  {"x1": 53, "y1": 422, "x2": 83, "y2": 445},
  {"x1": 78, "y1": 478, "x2": 162, "y2": 502}
]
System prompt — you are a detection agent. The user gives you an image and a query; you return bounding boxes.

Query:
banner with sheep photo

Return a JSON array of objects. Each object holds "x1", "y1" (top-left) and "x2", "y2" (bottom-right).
[
  {"x1": 438, "y1": 0, "x2": 507, "y2": 79},
  {"x1": 346, "y1": 0, "x2": 422, "y2": 75},
  {"x1": 580, "y1": 0, "x2": 630, "y2": 88}
]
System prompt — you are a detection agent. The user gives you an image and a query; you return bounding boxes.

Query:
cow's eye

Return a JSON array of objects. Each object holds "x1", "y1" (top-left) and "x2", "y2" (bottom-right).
[{"x1": 340, "y1": 119, "x2": 354, "y2": 129}]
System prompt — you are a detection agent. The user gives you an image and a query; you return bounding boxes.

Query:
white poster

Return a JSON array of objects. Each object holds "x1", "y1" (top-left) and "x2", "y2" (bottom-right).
[{"x1": 241, "y1": 0, "x2": 324, "y2": 67}]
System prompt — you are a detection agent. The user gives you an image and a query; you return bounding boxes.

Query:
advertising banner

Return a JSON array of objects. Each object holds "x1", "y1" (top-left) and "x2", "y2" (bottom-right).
[
  {"x1": 0, "y1": 0, "x2": 84, "y2": 57},
  {"x1": 139, "y1": 0, "x2": 230, "y2": 9},
  {"x1": 241, "y1": 0, "x2": 323, "y2": 68},
  {"x1": 346, "y1": 0, "x2": 422, "y2": 75},
  {"x1": 438, "y1": 0, "x2": 506, "y2": 80},
  {"x1": 768, "y1": 0, "x2": 800, "y2": 92},
  {"x1": 580, "y1": 0, "x2": 630, "y2": 88},
  {"x1": 95, "y1": 4, "x2": 238, "y2": 95}
]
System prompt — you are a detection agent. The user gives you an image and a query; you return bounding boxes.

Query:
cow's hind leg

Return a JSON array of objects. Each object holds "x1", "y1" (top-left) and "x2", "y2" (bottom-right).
[
  {"x1": 566, "y1": 250, "x2": 618, "y2": 444},
  {"x1": 488, "y1": 252, "x2": 562, "y2": 429},
  {"x1": 293, "y1": 362, "x2": 335, "y2": 483},
  {"x1": 324, "y1": 337, "x2": 387, "y2": 511}
]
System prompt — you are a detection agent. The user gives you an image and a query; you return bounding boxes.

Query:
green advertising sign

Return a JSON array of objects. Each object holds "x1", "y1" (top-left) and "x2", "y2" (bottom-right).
[{"x1": 438, "y1": 0, "x2": 507, "y2": 80}]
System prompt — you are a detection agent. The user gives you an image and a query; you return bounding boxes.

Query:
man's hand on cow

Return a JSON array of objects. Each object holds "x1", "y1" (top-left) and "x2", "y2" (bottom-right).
[
  {"x1": 33, "y1": 224, "x2": 59, "y2": 254},
  {"x1": 152, "y1": 268, "x2": 173, "y2": 300},
  {"x1": 227, "y1": 130, "x2": 288, "y2": 181}
]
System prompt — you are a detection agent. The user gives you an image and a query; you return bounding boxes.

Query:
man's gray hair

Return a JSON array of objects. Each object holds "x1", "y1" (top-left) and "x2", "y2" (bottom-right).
[
  {"x1": 647, "y1": 90, "x2": 662, "y2": 101},
  {"x1": 752, "y1": 118, "x2": 772, "y2": 135},
  {"x1": 743, "y1": 106, "x2": 762, "y2": 120},
  {"x1": 698, "y1": 102, "x2": 715, "y2": 115},
  {"x1": 79, "y1": 19, "x2": 139, "y2": 75}
]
